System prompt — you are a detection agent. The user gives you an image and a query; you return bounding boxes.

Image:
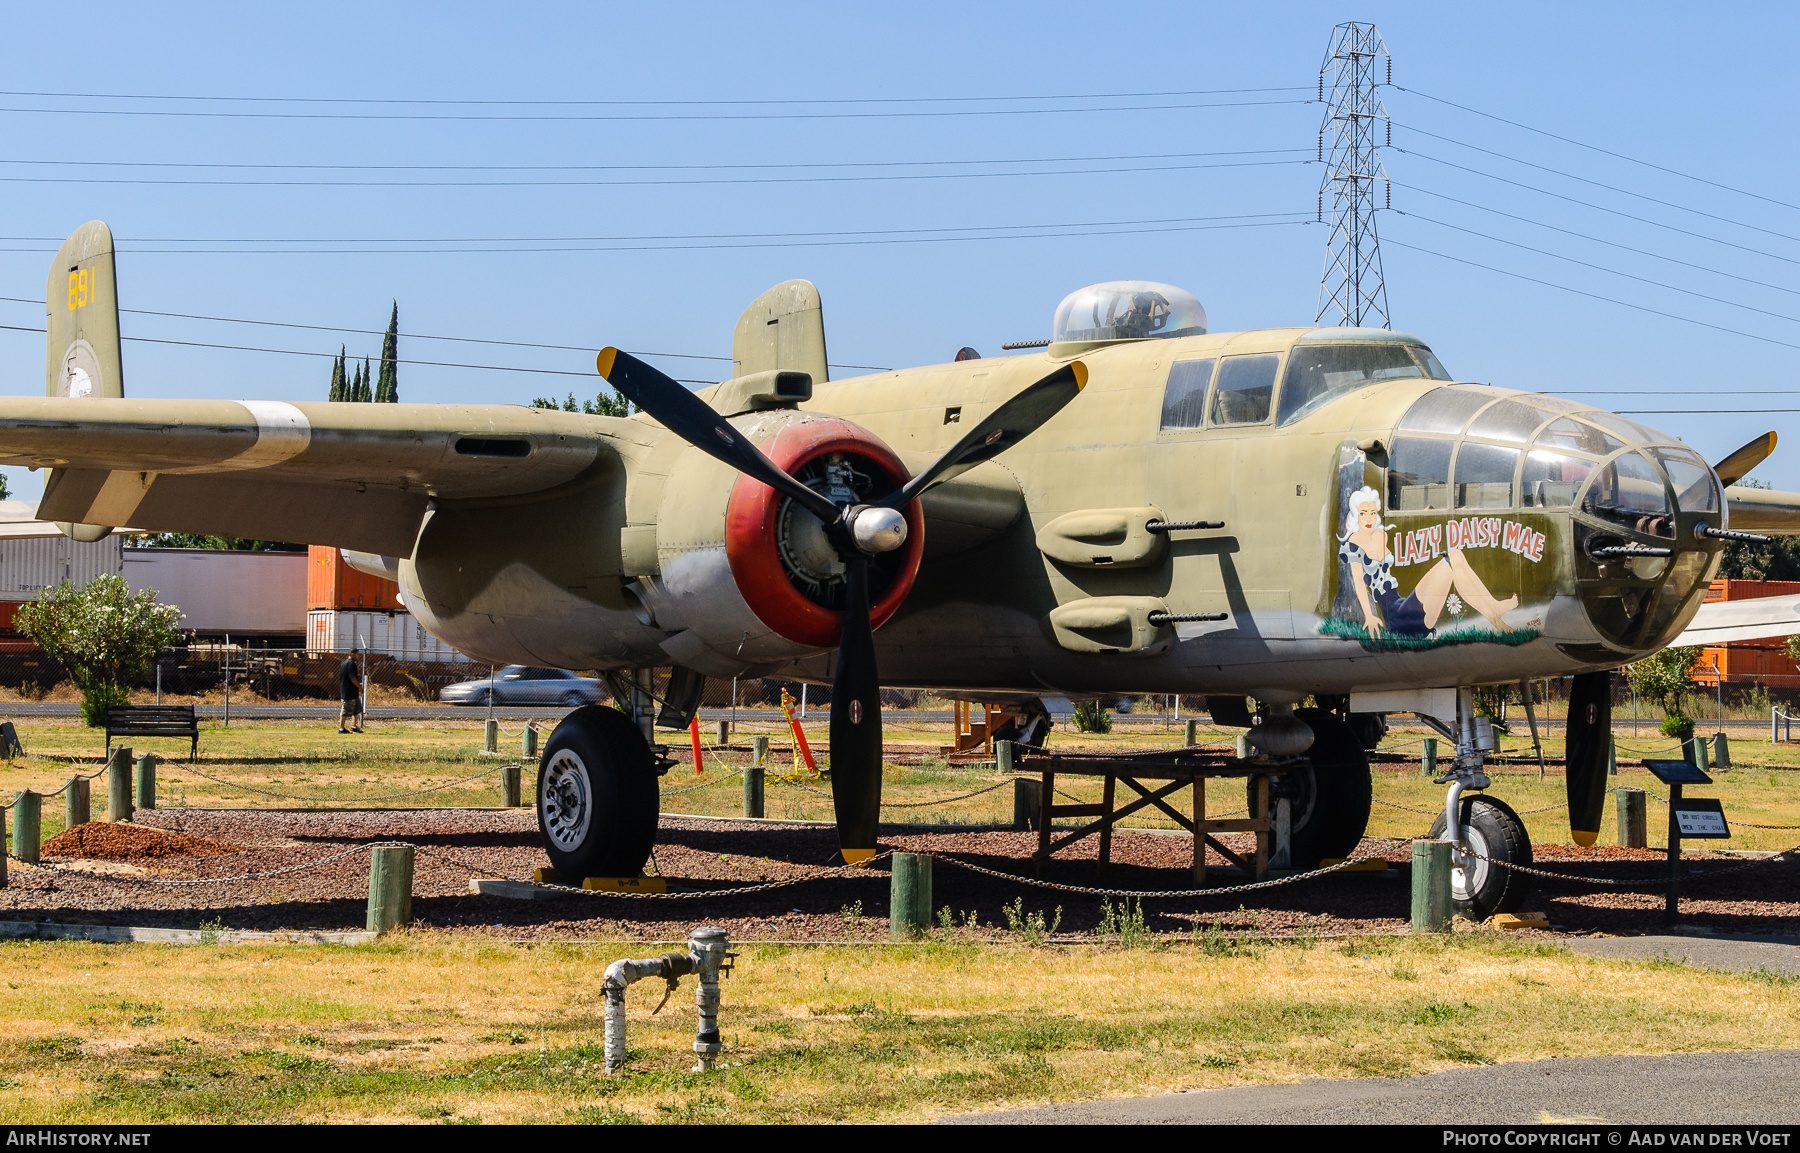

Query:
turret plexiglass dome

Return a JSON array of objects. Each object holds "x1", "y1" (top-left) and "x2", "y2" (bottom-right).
[{"x1": 1052, "y1": 281, "x2": 1207, "y2": 343}]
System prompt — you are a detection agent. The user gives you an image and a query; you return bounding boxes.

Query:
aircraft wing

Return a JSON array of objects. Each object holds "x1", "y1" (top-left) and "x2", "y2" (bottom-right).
[
  {"x1": 0, "y1": 397, "x2": 607, "y2": 555},
  {"x1": 1667, "y1": 593, "x2": 1800, "y2": 648},
  {"x1": 1725, "y1": 485, "x2": 1800, "y2": 534},
  {"x1": 0, "y1": 498, "x2": 144, "y2": 539}
]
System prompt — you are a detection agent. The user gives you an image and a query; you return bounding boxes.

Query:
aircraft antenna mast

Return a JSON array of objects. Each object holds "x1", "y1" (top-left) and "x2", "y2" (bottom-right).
[{"x1": 1315, "y1": 21, "x2": 1393, "y2": 328}]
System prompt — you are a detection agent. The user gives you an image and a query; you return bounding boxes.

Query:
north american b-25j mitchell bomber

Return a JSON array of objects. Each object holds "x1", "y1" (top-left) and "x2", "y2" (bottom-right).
[{"x1": 12, "y1": 220, "x2": 1800, "y2": 916}]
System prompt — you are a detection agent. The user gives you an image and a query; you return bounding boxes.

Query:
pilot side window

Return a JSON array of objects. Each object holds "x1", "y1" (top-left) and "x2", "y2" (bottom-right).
[
  {"x1": 1158, "y1": 358, "x2": 1217, "y2": 430},
  {"x1": 1208, "y1": 354, "x2": 1279, "y2": 426},
  {"x1": 1277, "y1": 343, "x2": 1427, "y2": 426}
]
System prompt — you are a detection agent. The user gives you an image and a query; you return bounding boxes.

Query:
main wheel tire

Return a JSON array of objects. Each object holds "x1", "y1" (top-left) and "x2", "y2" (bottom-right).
[
  {"x1": 1249, "y1": 707, "x2": 1373, "y2": 867},
  {"x1": 536, "y1": 705, "x2": 659, "y2": 881},
  {"x1": 1427, "y1": 795, "x2": 1533, "y2": 920}
]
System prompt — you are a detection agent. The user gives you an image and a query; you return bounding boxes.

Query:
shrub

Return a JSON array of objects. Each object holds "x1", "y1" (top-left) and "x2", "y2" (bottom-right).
[
  {"x1": 15, "y1": 576, "x2": 183, "y2": 726},
  {"x1": 1073, "y1": 700, "x2": 1112, "y2": 733}
]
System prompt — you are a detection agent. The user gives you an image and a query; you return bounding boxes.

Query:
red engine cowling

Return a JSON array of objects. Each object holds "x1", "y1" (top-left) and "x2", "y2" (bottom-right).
[{"x1": 723, "y1": 417, "x2": 926, "y2": 649}]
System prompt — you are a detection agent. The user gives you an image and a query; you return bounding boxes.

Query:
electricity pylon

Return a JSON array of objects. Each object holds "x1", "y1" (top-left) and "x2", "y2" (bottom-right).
[{"x1": 1315, "y1": 21, "x2": 1392, "y2": 328}]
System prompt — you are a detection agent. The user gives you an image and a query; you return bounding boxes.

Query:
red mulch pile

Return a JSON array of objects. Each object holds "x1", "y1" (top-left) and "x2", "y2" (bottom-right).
[{"x1": 41, "y1": 822, "x2": 238, "y2": 862}]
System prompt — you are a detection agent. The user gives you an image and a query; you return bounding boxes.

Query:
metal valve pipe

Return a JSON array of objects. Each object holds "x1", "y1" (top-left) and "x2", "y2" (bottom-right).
[{"x1": 601, "y1": 925, "x2": 735, "y2": 1075}]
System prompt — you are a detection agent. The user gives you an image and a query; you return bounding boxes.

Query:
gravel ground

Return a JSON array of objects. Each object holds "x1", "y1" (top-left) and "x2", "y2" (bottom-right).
[{"x1": 3, "y1": 807, "x2": 1794, "y2": 941}]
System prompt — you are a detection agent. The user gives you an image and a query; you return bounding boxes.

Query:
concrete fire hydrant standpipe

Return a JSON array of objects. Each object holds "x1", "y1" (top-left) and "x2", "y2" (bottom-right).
[{"x1": 602, "y1": 926, "x2": 735, "y2": 1075}]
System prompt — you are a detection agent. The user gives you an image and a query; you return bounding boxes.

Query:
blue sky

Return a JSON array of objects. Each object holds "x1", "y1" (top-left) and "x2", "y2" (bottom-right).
[{"x1": 1, "y1": 1, "x2": 1797, "y2": 502}]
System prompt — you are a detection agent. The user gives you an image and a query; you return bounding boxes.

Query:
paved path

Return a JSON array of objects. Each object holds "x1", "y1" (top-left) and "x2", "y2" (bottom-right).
[
  {"x1": 1564, "y1": 933, "x2": 1800, "y2": 976},
  {"x1": 956, "y1": 1050, "x2": 1800, "y2": 1124}
]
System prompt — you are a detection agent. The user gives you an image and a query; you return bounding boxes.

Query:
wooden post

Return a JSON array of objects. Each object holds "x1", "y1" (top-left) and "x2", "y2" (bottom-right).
[
  {"x1": 1192, "y1": 774, "x2": 1206, "y2": 885},
  {"x1": 366, "y1": 844, "x2": 414, "y2": 934},
  {"x1": 743, "y1": 764, "x2": 765, "y2": 818},
  {"x1": 107, "y1": 746, "x2": 133, "y2": 822},
  {"x1": 1034, "y1": 771, "x2": 1054, "y2": 875},
  {"x1": 1712, "y1": 732, "x2": 1731, "y2": 770},
  {"x1": 1607, "y1": 737, "x2": 1617, "y2": 777},
  {"x1": 1616, "y1": 786, "x2": 1647, "y2": 849},
  {"x1": 995, "y1": 738, "x2": 1015, "y2": 774},
  {"x1": 751, "y1": 734, "x2": 769, "y2": 768},
  {"x1": 1411, "y1": 839, "x2": 1452, "y2": 932},
  {"x1": 136, "y1": 754, "x2": 155, "y2": 811},
  {"x1": 715, "y1": 719, "x2": 729, "y2": 747},
  {"x1": 522, "y1": 723, "x2": 538, "y2": 760},
  {"x1": 1011, "y1": 777, "x2": 1038, "y2": 830},
  {"x1": 501, "y1": 763, "x2": 522, "y2": 808},
  {"x1": 1235, "y1": 733, "x2": 1251, "y2": 760},
  {"x1": 1422, "y1": 737, "x2": 1438, "y2": 778},
  {"x1": 483, "y1": 719, "x2": 498, "y2": 754},
  {"x1": 1666, "y1": 781, "x2": 1683, "y2": 928},
  {"x1": 889, "y1": 852, "x2": 932, "y2": 940},
  {"x1": 1694, "y1": 733, "x2": 1710, "y2": 773},
  {"x1": 1184, "y1": 718, "x2": 1199, "y2": 747},
  {"x1": 1096, "y1": 774, "x2": 1116, "y2": 876},
  {"x1": 65, "y1": 776, "x2": 88, "y2": 829},
  {"x1": 12, "y1": 790, "x2": 40, "y2": 863}
]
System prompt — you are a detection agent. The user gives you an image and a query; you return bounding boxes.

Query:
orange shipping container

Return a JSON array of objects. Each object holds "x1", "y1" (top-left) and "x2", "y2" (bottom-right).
[
  {"x1": 1694, "y1": 579, "x2": 1800, "y2": 687},
  {"x1": 306, "y1": 546, "x2": 404, "y2": 611}
]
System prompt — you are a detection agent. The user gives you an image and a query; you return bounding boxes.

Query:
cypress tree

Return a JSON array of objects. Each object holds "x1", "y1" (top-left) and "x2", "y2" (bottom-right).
[
  {"x1": 375, "y1": 302, "x2": 399, "y2": 402},
  {"x1": 362, "y1": 357, "x2": 373, "y2": 402},
  {"x1": 328, "y1": 347, "x2": 345, "y2": 401},
  {"x1": 351, "y1": 361, "x2": 365, "y2": 403}
]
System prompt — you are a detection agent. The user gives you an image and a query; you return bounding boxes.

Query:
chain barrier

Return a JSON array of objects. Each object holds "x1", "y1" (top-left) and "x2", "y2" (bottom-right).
[
  {"x1": 934, "y1": 838, "x2": 1413, "y2": 899},
  {"x1": 2, "y1": 758, "x2": 124, "y2": 807},
  {"x1": 12, "y1": 842, "x2": 381, "y2": 887},
  {"x1": 880, "y1": 780, "x2": 1012, "y2": 809},
  {"x1": 659, "y1": 767, "x2": 745, "y2": 797},
  {"x1": 1628, "y1": 787, "x2": 1800, "y2": 829},
  {"x1": 169, "y1": 761, "x2": 512, "y2": 803},
  {"x1": 1459, "y1": 840, "x2": 1800, "y2": 887}
]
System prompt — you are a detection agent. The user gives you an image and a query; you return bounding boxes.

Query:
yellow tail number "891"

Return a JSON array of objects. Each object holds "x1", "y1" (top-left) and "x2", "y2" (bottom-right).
[{"x1": 67, "y1": 267, "x2": 97, "y2": 309}]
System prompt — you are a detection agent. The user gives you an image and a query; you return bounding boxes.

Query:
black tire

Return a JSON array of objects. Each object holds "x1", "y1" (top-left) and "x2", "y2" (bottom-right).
[
  {"x1": 1427, "y1": 795, "x2": 1533, "y2": 920},
  {"x1": 1249, "y1": 707, "x2": 1372, "y2": 867},
  {"x1": 561, "y1": 691, "x2": 584, "y2": 708},
  {"x1": 536, "y1": 705, "x2": 659, "y2": 881}
]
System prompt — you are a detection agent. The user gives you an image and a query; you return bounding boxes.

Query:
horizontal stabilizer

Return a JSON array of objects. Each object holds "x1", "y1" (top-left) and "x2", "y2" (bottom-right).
[{"x1": 1667, "y1": 593, "x2": 1800, "y2": 648}]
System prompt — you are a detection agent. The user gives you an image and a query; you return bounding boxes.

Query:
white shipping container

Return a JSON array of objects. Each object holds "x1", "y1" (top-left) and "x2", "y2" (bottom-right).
[
  {"x1": 0, "y1": 535, "x2": 126, "y2": 600},
  {"x1": 306, "y1": 609, "x2": 471, "y2": 662},
  {"x1": 124, "y1": 548, "x2": 308, "y2": 634}
]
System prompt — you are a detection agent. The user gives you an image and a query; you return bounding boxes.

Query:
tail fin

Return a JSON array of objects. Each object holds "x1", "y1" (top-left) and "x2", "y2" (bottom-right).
[{"x1": 45, "y1": 221, "x2": 122, "y2": 540}]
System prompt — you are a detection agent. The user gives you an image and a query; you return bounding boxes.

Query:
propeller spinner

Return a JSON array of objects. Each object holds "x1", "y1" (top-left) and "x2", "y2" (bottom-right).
[{"x1": 597, "y1": 347, "x2": 1087, "y2": 862}]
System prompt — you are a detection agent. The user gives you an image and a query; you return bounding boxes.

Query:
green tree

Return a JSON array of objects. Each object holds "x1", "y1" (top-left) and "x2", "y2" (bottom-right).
[
  {"x1": 362, "y1": 356, "x2": 374, "y2": 403},
  {"x1": 374, "y1": 302, "x2": 399, "y2": 403},
  {"x1": 1624, "y1": 645, "x2": 1699, "y2": 719},
  {"x1": 529, "y1": 389, "x2": 629, "y2": 416},
  {"x1": 139, "y1": 534, "x2": 302, "y2": 552},
  {"x1": 15, "y1": 575, "x2": 184, "y2": 726},
  {"x1": 327, "y1": 348, "x2": 346, "y2": 402}
]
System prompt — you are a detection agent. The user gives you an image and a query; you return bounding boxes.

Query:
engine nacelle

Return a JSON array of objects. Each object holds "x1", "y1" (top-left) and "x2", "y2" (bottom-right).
[{"x1": 632, "y1": 409, "x2": 925, "y2": 676}]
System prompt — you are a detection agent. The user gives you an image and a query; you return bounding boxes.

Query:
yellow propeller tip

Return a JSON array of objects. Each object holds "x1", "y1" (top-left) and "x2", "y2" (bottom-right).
[
  {"x1": 1570, "y1": 829, "x2": 1598, "y2": 847},
  {"x1": 1070, "y1": 361, "x2": 1088, "y2": 390},
  {"x1": 840, "y1": 848, "x2": 878, "y2": 866},
  {"x1": 595, "y1": 347, "x2": 619, "y2": 378}
]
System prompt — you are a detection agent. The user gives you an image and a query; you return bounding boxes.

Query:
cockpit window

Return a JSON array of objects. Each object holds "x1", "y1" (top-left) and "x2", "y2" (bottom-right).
[
  {"x1": 1581, "y1": 451, "x2": 1674, "y2": 537},
  {"x1": 1208, "y1": 354, "x2": 1279, "y2": 425},
  {"x1": 1536, "y1": 417, "x2": 1623, "y2": 457},
  {"x1": 1052, "y1": 281, "x2": 1208, "y2": 343},
  {"x1": 1652, "y1": 447, "x2": 1721, "y2": 514},
  {"x1": 1276, "y1": 343, "x2": 1427, "y2": 426},
  {"x1": 1466, "y1": 399, "x2": 1551, "y2": 443},
  {"x1": 1580, "y1": 410, "x2": 1666, "y2": 445},
  {"x1": 1388, "y1": 437, "x2": 1453, "y2": 511},
  {"x1": 1409, "y1": 346, "x2": 1452, "y2": 380},
  {"x1": 1158, "y1": 358, "x2": 1216, "y2": 430},
  {"x1": 1454, "y1": 443, "x2": 1520, "y2": 509},
  {"x1": 1396, "y1": 386, "x2": 1500, "y2": 435}
]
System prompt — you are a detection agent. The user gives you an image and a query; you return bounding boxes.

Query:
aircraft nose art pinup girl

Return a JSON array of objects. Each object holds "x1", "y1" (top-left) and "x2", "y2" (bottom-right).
[{"x1": 1338, "y1": 485, "x2": 1519, "y2": 640}]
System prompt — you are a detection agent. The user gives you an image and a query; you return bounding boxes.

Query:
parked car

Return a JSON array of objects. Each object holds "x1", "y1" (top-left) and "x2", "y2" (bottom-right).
[{"x1": 439, "y1": 666, "x2": 606, "y2": 707}]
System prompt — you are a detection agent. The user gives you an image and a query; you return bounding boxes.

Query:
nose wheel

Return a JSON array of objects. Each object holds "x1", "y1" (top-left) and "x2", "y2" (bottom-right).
[{"x1": 1427, "y1": 794, "x2": 1533, "y2": 920}]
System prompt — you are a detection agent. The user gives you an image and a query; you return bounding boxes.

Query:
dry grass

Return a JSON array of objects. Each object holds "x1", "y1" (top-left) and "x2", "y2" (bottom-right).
[{"x1": 0, "y1": 931, "x2": 1794, "y2": 1124}]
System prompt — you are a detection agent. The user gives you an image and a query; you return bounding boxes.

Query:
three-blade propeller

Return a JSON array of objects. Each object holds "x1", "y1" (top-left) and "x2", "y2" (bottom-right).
[{"x1": 597, "y1": 347, "x2": 1087, "y2": 861}]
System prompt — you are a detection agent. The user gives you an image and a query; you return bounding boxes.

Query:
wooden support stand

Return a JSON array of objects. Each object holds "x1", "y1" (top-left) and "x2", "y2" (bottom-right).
[{"x1": 1019, "y1": 749, "x2": 1276, "y2": 883}]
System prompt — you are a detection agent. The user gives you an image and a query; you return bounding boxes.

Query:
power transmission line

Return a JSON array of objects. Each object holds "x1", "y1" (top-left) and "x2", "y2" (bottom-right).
[
  {"x1": 1394, "y1": 86, "x2": 1800, "y2": 214},
  {"x1": 0, "y1": 86, "x2": 1311, "y2": 106},
  {"x1": 0, "y1": 98, "x2": 1308, "y2": 123},
  {"x1": 1385, "y1": 238, "x2": 1800, "y2": 351},
  {"x1": 1395, "y1": 122, "x2": 1800, "y2": 246}
]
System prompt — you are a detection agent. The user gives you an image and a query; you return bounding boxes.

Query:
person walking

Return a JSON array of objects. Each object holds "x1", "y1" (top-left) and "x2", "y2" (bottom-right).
[{"x1": 338, "y1": 648, "x2": 364, "y2": 734}]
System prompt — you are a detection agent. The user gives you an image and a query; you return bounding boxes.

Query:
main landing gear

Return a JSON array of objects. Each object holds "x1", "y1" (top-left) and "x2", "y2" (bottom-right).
[
  {"x1": 1247, "y1": 707, "x2": 1374, "y2": 868},
  {"x1": 537, "y1": 705, "x2": 661, "y2": 881}
]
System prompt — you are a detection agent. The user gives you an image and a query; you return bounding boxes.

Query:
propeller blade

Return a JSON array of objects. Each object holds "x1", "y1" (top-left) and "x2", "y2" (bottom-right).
[
  {"x1": 1565, "y1": 671, "x2": 1612, "y2": 847},
  {"x1": 878, "y1": 361, "x2": 1087, "y2": 511},
  {"x1": 596, "y1": 347, "x2": 841, "y2": 525},
  {"x1": 1714, "y1": 431, "x2": 1777, "y2": 488},
  {"x1": 829, "y1": 556, "x2": 884, "y2": 863}
]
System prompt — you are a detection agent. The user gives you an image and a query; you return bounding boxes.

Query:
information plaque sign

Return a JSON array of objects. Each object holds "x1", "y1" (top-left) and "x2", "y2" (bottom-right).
[
  {"x1": 1642, "y1": 759, "x2": 1712, "y2": 785},
  {"x1": 1672, "y1": 797, "x2": 1731, "y2": 839}
]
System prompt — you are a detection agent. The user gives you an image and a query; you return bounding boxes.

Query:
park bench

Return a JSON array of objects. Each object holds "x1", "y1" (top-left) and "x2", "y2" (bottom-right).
[{"x1": 104, "y1": 705, "x2": 199, "y2": 762}]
